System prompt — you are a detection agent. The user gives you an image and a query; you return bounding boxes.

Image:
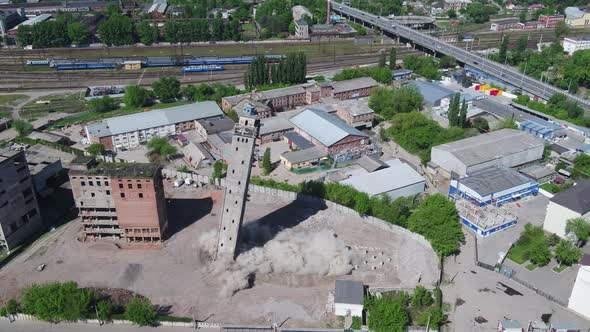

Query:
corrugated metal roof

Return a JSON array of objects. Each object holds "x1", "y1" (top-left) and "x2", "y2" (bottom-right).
[
  {"x1": 281, "y1": 147, "x2": 327, "y2": 164},
  {"x1": 331, "y1": 77, "x2": 378, "y2": 94},
  {"x1": 499, "y1": 320, "x2": 522, "y2": 329},
  {"x1": 289, "y1": 108, "x2": 367, "y2": 147},
  {"x1": 460, "y1": 166, "x2": 536, "y2": 197},
  {"x1": 86, "y1": 101, "x2": 222, "y2": 138},
  {"x1": 410, "y1": 80, "x2": 455, "y2": 105},
  {"x1": 340, "y1": 159, "x2": 425, "y2": 196},
  {"x1": 432, "y1": 129, "x2": 545, "y2": 168}
]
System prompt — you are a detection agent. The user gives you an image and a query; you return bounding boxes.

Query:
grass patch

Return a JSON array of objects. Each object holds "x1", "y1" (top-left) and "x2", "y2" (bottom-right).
[
  {"x1": 241, "y1": 22, "x2": 258, "y2": 39},
  {"x1": 156, "y1": 315, "x2": 193, "y2": 323},
  {"x1": 540, "y1": 182, "x2": 573, "y2": 194},
  {"x1": 553, "y1": 265, "x2": 568, "y2": 273},
  {"x1": 0, "y1": 94, "x2": 28, "y2": 106},
  {"x1": 525, "y1": 262, "x2": 537, "y2": 271},
  {"x1": 21, "y1": 93, "x2": 86, "y2": 120},
  {"x1": 507, "y1": 242, "x2": 530, "y2": 265}
]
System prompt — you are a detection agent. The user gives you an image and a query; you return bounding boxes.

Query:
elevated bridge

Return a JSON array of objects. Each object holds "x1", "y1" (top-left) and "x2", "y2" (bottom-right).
[{"x1": 333, "y1": 3, "x2": 590, "y2": 110}]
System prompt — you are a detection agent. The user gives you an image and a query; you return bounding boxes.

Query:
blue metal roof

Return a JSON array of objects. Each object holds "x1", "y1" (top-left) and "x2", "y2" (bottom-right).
[
  {"x1": 579, "y1": 144, "x2": 590, "y2": 152},
  {"x1": 289, "y1": 108, "x2": 368, "y2": 147},
  {"x1": 520, "y1": 119, "x2": 561, "y2": 137}
]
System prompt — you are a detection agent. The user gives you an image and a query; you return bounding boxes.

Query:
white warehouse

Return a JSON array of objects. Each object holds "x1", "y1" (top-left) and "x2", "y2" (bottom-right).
[
  {"x1": 543, "y1": 180, "x2": 590, "y2": 238},
  {"x1": 430, "y1": 129, "x2": 545, "y2": 177}
]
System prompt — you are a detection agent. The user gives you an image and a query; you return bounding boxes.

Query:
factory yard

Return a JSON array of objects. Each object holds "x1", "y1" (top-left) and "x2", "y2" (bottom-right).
[{"x1": 0, "y1": 185, "x2": 439, "y2": 327}]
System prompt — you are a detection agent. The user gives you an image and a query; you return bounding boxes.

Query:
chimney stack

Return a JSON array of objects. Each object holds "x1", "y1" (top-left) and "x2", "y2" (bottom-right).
[{"x1": 326, "y1": 0, "x2": 330, "y2": 24}]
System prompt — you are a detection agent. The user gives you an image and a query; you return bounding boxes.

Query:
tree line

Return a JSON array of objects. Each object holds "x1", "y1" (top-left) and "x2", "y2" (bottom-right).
[
  {"x1": 17, "y1": 15, "x2": 90, "y2": 48},
  {"x1": 244, "y1": 52, "x2": 307, "y2": 89},
  {"x1": 250, "y1": 176, "x2": 465, "y2": 257}
]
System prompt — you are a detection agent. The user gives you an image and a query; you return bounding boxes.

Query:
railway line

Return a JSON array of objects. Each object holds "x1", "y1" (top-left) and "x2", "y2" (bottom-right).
[{"x1": 0, "y1": 49, "x2": 424, "y2": 91}]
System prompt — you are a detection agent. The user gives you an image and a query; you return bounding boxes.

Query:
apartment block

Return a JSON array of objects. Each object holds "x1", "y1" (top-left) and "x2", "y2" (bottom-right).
[
  {"x1": 0, "y1": 149, "x2": 43, "y2": 251},
  {"x1": 69, "y1": 161, "x2": 168, "y2": 243}
]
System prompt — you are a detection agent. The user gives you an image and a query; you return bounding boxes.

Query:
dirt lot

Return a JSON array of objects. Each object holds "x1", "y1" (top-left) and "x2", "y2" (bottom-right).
[{"x1": 0, "y1": 185, "x2": 439, "y2": 327}]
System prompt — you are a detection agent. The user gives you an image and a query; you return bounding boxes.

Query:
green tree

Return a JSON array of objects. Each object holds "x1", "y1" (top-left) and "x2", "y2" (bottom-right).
[
  {"x1": 125, "y1": 297, "x2": 156, "y2": 327},
  {"x1": 262, "y1": 147, "x2": 272, "y2": 175},
  {"x1": 471, "y1": 117, "x2": 489, "y2": 132},
  {"x1": 516, "y1": 35, "x2": 528, "y2": 53},
  {"x1": 566, "y1": 218, "x2": 590, "y2": 245},
  {"x1": 554, "y1": 20, "x2": 570, "y2": 38},
  {"x1": 354, "y1": 192, "x2": 371, "y2": 215},
  {"x1": 499, "y1": 36, "x2": 510, "y2": 63},
  {"x1": 529, "y1": 240, "x2": 551, "y2": 266},
  {"x1": 96, "y1": 300, "x2": 113, "y2": 322},
  {"x1": 137, "y1": 21, "x2": 159, "y2": 45},
  {"x1": 519, "y1": 10, "x2": 527, "y2": 23},
  {"x1": 152, "y1": 77, "x2": 180, "y2": 103},
  {"x1": 573, "y1": 154, "x2": 590, "y2": 179},
  {"x1": 16, "y1": 25, "x2": 33, "y2": 46},
  {"x1": 378, "y1": 52, "x2": 386, "y2": 68},
  {"x1": 21, "y1": 281, "x2": 95, "y2": 322},
  {"x1": 411, "y1": 286, "x2": 433, "y2": 307},
  {"x1": 555, "y1": 239, "x2": 582, "y2": 266},
  {"x1": 88, "y1": 95, "x2": 115, "y2": 113},
  {"x1": 147, "y1": 137, "x2": 177, "y2": 159},
  {"x1": 98, "y1": 13, "x2": 135, "y2": 46},
  {"x1": 447, "y1": 9, "x2": 457, "y2": 19},
  {"x1": 448, "y1": 93, "x2": 460, "y2": 127},
  {"x1": 288, "y1": 20, "x2": 296, "y2": 34},
  {"x1": 12, "y1": 119, "x2": 33, "y2": 137},
  {"x1": 459, "y1": 100, "x2": 468, "y2": 128},
  {"x1": 67, "y1": 22, "x2": 90, "y2": 45},
  {"x1": 123, "y1": 85, "x2": 150, "y2": 108},
  {"x1": 368, "y1": 86, "x2": 423, "y2": 119},
  {"x1": 87, "y1": 143, "x2": 106, "y2": 156},
  {"x1": 416, "y1": 307, "x2": 446, "y2": 327},
  {"x1": 364, "y1": 296, "x2": 410, "y2": 332},
  {"x1": 439, "y1": 55, "x2": 456, "y2": 68},
  {"x1": 389, "y1": 47, "x2": 397, "y2": 69},
  {"x1": 407, "y1": 194, "x2": 464, "y2": 256},
  {"x1": 212, "y1": 160, "x2": 226, "y2": 184},
  {"x1": 463, "y1": 3, "x2": 499, "y2": 23},
  {"x1": 6, "y1": 299, "x2": 19, "y2": 316}
]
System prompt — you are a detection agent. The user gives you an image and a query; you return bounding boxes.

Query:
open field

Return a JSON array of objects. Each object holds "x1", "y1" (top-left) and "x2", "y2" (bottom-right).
[{"x1": 0, "y1": 185, "x2": 439, "y2": 327}]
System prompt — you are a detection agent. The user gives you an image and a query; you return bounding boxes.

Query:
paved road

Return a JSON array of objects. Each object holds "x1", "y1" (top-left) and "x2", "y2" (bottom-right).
[{"x1": 0, "y1": 320, "x2": 220, "y2": 332}]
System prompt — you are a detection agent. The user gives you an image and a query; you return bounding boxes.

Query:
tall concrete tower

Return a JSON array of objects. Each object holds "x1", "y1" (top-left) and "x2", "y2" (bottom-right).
[{"x1": 215, "y1": 115, "x2": 260, "y2": 260}]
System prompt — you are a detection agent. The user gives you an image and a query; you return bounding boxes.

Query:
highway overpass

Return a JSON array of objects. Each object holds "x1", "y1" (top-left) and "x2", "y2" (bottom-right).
[{"x1": 333, "y1": 3, "x2": 590, "y2": 110}]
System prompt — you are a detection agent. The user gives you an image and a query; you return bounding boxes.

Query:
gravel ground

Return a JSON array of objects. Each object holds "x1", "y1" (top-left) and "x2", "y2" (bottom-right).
[{"x1": 0, "y1": 185, "x2": 439, "y2": 328}]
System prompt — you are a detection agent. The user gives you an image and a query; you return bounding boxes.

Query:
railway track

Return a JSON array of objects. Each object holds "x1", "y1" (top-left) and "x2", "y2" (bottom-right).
[{"x1": 0, "y1": 49, "x2": 423, "y2": 91}]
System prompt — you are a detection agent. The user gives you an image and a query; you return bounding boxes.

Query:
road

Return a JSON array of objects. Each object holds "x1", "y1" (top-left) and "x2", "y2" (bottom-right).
[
  {"x1": 334, "y1": 3, "x2": 590, "y2": 110},
  {"x1": 0, "y1": 320, "x2": 219, "y2": 332}
]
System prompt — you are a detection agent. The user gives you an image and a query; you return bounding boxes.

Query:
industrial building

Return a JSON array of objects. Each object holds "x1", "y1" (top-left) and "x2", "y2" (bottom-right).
[
  {"x1": 289, "y1": 108, "x2": 370, "y2": 157},
  {"x1": 334, "y1": 280, "x2": 364, "y2": 317},
  {"x1": 538, "y1": 14, "x2": 564, "y2": 28},
  {"x1": 443, "y1": 0, "x2": 471, "y2": 11},
  {"x1": 0, "y1": 149, "x2": 43, "y2": 251},
  {"x1": 519, "y1": 118, "x2": 562, "y2": 139},
  {"x1": 569, "y1": 256, "x2": 590, "y2": 321},
  {"x1": 294, "y1": 19, "x2": 309, "y2": 39},
  {"x1": 563, "y1": 36, "x2": 590, "y2": 55},
  {"x1": 339, "y1": 159, "x2": 425, "y2": 200},
  {"x1": 85, "y1": 101, "x2": 223, "y2": 151},
  {"x1": 449, "y1": 166, "x2": 539, "y2": 207},
  {"x1": 257, "y1": 117, "x2": 294, "y2": 144},
  {"x1": 410, "y1": 80, "x2": 454, "y2": 108},
  {"x1": 194, "y1": 117, "x2": 235, "y2": 140},
  {"x1": 490, "y1": 17, "x2": 520, "y2": 31},
  {"x1": 69, "y1": 160, "x2": 168, "y2": 243},
  {"x1": 518, "y1": 164, "x2": 556, "y2": 184},
  {"x1": 430, "y1": 129, "x2": 545, "y2": 177},
  {"x1": 543, "y1": 180, "x2": 590, "y2": 238},
  {"x1": 565, "y1": 7, "x2": 590, "y2": 27},
  {"x1": 220, "y1": 78, "x2": 377, "y2": 113},
  {"x1": 454, "y1": 195, "x2": 517, "y2": 237},
  {"x1": 280, "y1": 147, "x2": 328, "y2": 171},
  {"x1": 334, "y1": 99, "x2": 375, "y2": 128},
  {"x1": 8, "y1": 13, "x2": 51, "y2": 36},
  {"x1": 233, "y1": 99, "x2": 272, "y2": 119}
]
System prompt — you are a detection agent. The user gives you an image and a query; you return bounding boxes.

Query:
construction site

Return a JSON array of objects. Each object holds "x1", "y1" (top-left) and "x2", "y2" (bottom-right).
[
  {"x1": 455, "y1": 197, "x2": 518, "y2": 238},
  {"x1": 0, "y1": 183, "x2": 439, "y2": 327}
]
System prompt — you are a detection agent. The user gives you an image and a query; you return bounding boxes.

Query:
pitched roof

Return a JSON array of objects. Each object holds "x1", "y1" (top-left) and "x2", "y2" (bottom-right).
[
  {"x1": 565, "y1": 6, "x2": 588, "y2": 20},
  {"x1": 410, "y1": 80, "x2": 455, "y2": 105},
  {"x1": 289, "y1": 108, "x2": 368, "y2": 147},
  {"x1": 86, "y1": 101, "x2": 223, "y2": 138},
  {"x1": 340, "y1": 159, "x2": 425, "y2": 196},
  {"x1": 334, "y1": 280, "x2": 364, "y2": 305},
  {"x1": 331, "y1": 77, "x2": 378, "y2": 94},
  {"x1": 459, "y1": 166, "x2": 536, "y2": 197},
  {"x1": 550, "y1": 180, "x2": 590, "y2": 214},
  {"x1": 281, "y1": 147, "x2": 327, "y2": 164}
]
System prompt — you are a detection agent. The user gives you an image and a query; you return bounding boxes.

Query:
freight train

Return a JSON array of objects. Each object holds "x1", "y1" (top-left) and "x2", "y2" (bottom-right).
[{"x1": 25, "y1": 55, "x2": 285, "y2": 70}]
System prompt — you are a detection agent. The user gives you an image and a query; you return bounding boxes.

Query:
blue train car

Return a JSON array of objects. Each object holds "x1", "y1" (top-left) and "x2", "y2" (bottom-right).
[{"x1": 182, "y1": 65, "x2": 224, "y2": 73}]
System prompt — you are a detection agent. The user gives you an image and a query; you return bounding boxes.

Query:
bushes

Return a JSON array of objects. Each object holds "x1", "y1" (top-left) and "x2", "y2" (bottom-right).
[
  {"x1": 22, "y1": 281, "x2": 95, "y2": 322},
  {"x1": 368, "y1": 86, "x2": 423, "y2": 119},
  {"x1": 125, "y1": 297, "x2": 157, "y2": 327},
  {"x1": 332, "y1": 66, "x2": 392, "y2": 84},
  {"x1": 88, "y1": 96, "x2": 116, "y2": 113}
]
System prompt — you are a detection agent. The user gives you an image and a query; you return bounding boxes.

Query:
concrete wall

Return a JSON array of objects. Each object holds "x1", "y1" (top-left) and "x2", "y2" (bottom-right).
[{"x1": 334, "y1": 303, "x2": 363, "y2": 317}]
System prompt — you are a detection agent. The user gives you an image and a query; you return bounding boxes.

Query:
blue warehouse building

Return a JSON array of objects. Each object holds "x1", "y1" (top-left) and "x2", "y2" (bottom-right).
[
  {"x1": 519, "y1": 118, "x2": 562, "y2": 140},
  {"x1": 449, "y1": 166, "x2": 539, "y2": 207}
]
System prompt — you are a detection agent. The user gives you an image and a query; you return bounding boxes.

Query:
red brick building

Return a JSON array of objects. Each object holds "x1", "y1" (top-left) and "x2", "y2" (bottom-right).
[
  {"x1": 539, "y1": 14, "x2": 565, "y2": 28},
  {"x1": 69, "y1": 160, "x2": 168, "y2": 243}
]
